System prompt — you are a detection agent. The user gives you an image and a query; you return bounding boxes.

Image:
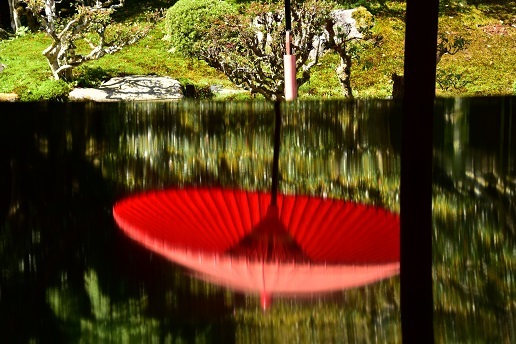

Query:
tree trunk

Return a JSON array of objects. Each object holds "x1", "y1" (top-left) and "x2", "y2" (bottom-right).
[
  {"x1": 7, "y1": 0, "x2": 21, "y2": 32},
  {"x1": 44, "y1": 45, "x2": 63, "y2": 80},
  {"x1": 336, "y1": 54, "x2": 353, "y2": 98},
  {"x1": 43, "y1": 41, "x2": 74, "y2": 80}
]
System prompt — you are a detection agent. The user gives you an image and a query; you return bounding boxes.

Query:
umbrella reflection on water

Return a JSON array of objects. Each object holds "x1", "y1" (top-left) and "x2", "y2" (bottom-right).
[{"x1": 113, "y1": 102, "x2": 400, "y2": 310}]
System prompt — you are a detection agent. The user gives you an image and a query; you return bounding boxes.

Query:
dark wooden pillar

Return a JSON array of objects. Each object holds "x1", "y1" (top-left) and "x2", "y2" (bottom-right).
[
  {"x1": 0, "y1": 0, "x2": 11, "y2": 30},
  {"x1": 400, "y1": 0, "x2": 439, "y2": 342}
]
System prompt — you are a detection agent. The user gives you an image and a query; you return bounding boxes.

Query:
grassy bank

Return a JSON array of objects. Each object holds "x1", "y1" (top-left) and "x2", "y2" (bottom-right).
[{"x1": 0, "y1": 0, "x2": 515, "y2": 101}]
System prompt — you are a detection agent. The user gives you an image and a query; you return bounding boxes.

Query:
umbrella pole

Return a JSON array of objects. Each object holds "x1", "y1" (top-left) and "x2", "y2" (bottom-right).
[
  {"x1": 284, "y1": 31, "x2": 297, "y2": 101},
  {"x1": 271, "y1": 101, "x2": 281, "y2": 207},
  {"x1": 284, "y1": 0, "x2": 296, "y2": 101},
  {"x1": 271, "y1": 0, "x2": 292, "y2": 204}
]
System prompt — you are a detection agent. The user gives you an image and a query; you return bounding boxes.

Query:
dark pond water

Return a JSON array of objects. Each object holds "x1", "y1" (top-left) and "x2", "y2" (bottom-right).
[{"x1": 0, "y1": 98, "x2": 514, "y2": 343}]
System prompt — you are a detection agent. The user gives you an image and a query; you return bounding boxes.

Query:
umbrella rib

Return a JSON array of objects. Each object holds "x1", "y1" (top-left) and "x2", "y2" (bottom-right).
[
  {"x1": 293, "y1": 196, "x2": 321, "y2": 241},
  {"x1": 324, "y1": 204, "x2": 371, "y2": 261},
  {"x1": 174, "y1": 189, "x2": 228, "y2": 249},
  {"x1": 285, "y1": 195, "x2": 310, "y2": 242},
  {"x1": 198, "y1": 189, "x2": 238, "y2": 248},
  {"x1": 213, "y1": 189, "x2": 242, "y2": 244},
  {"x1": 161, "y1": 190, "x2": 219, "y2": 249},
  {"x1": 307, "y1": 203, "x2": 360, "y2": 260},
  {"x1": 308, "y1": 201, "x2": 353, "y2": 255},
  {"x1": 235, "y1": 190, "x2": 252, "y2": 238},
  {"x1": 295, "y1": 198, "x2": 336, "y2": 253}
]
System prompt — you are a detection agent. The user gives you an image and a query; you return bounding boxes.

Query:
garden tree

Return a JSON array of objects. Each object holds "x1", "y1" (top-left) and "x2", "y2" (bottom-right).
[
  {"x1": 167, "y1": 0, "x2": 372, "y2": 99},
  {"x1": 166, "y1": 0, "x2": 374, "y2": 100},
  {"x1": 324, "y1": 7, "x2": 374, "y2": 98},
  {"x1": 435, "y1": 32, "x2": 470, "y2": 92},
  {"x1": 21, "y1": 0, "x2": 156, "y2": 80},
  {"x1": 435, "y1": 32, "x2": 467, "y2": 64},
  {"x1": 199, "y1": 0, "x2": 333, "y2": 100}
]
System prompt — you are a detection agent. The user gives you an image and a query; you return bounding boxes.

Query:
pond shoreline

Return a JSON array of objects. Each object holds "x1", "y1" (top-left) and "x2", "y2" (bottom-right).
[{"x1": 0, "y1": 75, "x2": 248, "y2": 102}]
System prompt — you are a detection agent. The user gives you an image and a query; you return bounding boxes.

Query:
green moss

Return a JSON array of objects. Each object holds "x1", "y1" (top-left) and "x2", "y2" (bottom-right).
[
  {"x1": 0, "y1": 33, "x2": 52, "y2": 92},
  {"x1": 437, "y1": 14, "x2": 516, "y2": 96}
]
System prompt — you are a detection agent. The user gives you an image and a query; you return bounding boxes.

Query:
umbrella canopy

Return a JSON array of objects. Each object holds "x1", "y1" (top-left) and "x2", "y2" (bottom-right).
[{"x1": 113, "y1": 188, "x2": 400, "y2": 308}]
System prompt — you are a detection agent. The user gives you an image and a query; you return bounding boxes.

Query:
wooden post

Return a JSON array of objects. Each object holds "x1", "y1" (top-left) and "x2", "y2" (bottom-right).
[{"x1": 400, "y1": 0, "x2": 439, "y2": 342}]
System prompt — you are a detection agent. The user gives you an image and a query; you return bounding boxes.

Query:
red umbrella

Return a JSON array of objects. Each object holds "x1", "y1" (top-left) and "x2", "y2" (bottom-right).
[
  {"x1": 114, "y1": 102, "x2": 399, "y2": 309},
  {"x1": 113, "y1": 187, "x2": 400, "y2": 309}
]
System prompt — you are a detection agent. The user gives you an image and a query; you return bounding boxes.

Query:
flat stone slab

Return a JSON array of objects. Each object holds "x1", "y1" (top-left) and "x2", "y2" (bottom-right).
[{"x1": 69, "y1": 75, "x2": 183, "y2": 101}]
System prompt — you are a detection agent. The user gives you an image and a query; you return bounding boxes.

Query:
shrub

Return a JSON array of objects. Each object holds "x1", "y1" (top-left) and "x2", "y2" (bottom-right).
[
  {"x1": 436, "y1": 68, "x2": 470, "y2": 92},
  {"x1": 178, "y1": 79, "x2": 214, "y2": 99},
  {"x1": 165, "y1": 0, "x2": 236, "y2": 57},
  {"x1": 18, "y1": 79, "x2": 71, "y2": 102},
  {"x1": 74, "y1": 66, "x2": 115, "y2": 88}
]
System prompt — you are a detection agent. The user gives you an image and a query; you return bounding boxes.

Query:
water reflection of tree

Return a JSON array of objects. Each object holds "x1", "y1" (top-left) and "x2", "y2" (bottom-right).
[
  {"x1": 0, "y1": 103, "x2": 235, "y2": 342},
  {"x1": 107, "y1": 101, "x2": 401, "y2": 210},
  {"x1": 1, "y1": 100, "x2": 403, "y2": 342},
  {"x1": 1, "y1": 98, "x2": 514, "y2": 342},
  {"x1": 433, "y1": 97, "x2": 516, "y2": 342},
  {"x1": 0, "y1": 103, "x2": 117, "y2": 341},
  {"x1": 101, "y1": 100, "x2": 404, "y2": 341},
  {"x1": 98, "y1": 98, "x2": 515, "y2": 342}
]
